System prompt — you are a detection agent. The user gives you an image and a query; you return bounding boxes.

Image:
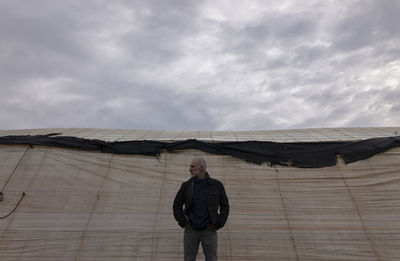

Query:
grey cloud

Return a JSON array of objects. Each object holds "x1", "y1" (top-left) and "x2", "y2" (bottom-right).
[
  {"x1": 390, "y1": 105, "x2": 400, "y2": 113},
  {"x1": 0, "y1": 0, "x2": 202, "y2": 85},
  {"x1": 0, "y1": 0, "x2": 399, "y2": 131},
  {"x1": 243, "y1": 11, "x2": 317, "y2": 42},
  {"x1": 290, "y1": 45, "x2": 329, "y2": 68},
  {"x1": 0, "y1": 75, "x2": 219, "y2": 130},
  {"x1": 215, "y1": 10, "x2": 318, "y2": 69},
  {"x1": 125, "y1": 85, "x2": 218, "y2": 130},
  {"x1": 303, "y1": 86, "x2": 398, "y2": 128},
  {"x1": 346, "y1": 113, "x2": 386, "y2": 128},
  {"x1": 382, "y1": 88, "x2": 400, "y2": 104},
  {"x1": 264, "y1": 58, "x2": 288, "y2": 70},
  {"x1": 332, "y1": 0, "x2": 400, "y2": 52},
  {"x1": 299, "y1": 87, "x2": 350, "y2": 107},
  {"x1": 120, "y1": 30, "x2": 184, "y2": 68},
  {"x1": 117, "y1": 0, "x2": 202, "y2": 67},
  {"x1": 289, "y1": 101, "x2": 356, "y2": 129},
  {"x1": 272, "y1": 14, "x2": 317, "y2": 40},
  {"x1": 0, "y1": 1, "x2": 106, "y2": 93},
  {"x1": 0, "y1": 1, "x2": 97, "y2": 60}
]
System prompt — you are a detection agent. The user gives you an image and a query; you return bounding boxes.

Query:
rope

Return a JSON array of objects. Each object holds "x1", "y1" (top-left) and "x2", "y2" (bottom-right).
[
  {"x1": 0, "y1": 147, "x2": 30, "y2": 201},
  {"x1": 0, "y1": 192, "x2": 26, "y2": 219}
]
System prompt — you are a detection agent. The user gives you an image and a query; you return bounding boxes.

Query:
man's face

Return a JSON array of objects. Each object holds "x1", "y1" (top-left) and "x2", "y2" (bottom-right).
[{"x1": 189, "y1": 160, "x2": 202, "y2": 177}]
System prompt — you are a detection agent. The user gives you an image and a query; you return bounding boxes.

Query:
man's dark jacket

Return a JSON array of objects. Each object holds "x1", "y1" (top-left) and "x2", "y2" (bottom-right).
[{"x1": 173, "y1": 174, "x2": 229, "y2": 230}]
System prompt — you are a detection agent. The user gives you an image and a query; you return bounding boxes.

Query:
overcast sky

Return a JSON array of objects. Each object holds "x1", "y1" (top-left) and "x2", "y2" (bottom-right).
[{"x1": 0, "y1": 0, "x2": 399, "y2": 131}]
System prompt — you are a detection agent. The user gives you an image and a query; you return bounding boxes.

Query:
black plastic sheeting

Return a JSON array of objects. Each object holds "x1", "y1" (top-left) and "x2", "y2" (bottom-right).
[{"x1": 0, "y1": 133, "x2": 399, "y2": 168}]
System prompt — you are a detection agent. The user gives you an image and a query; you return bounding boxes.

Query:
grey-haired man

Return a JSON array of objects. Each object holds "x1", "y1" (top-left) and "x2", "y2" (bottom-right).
[{"x1": 173, "y1": 158, "x2": 230, "y2": 261}]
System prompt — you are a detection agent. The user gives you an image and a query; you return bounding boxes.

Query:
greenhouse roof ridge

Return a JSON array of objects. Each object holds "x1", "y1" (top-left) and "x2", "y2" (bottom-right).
[{"x1": 0, "y1": 127, "x2": 399, "y2": 142}]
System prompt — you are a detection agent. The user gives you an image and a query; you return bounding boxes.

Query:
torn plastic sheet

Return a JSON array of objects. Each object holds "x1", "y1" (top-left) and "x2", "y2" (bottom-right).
[{"x1": 0, "y1": 134, "x2": 399, "y2": 168}]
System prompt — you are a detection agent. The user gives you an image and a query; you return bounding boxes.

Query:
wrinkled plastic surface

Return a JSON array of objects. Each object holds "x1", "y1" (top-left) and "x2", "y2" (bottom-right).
[{"x1": 0, "y1": 144, "x2": 400, "y2": 260}]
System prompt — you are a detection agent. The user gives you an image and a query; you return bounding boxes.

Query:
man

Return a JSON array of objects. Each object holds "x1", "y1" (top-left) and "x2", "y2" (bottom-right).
[{"x1": 173, "y1": 158, "x2": 229, "y2": 261}]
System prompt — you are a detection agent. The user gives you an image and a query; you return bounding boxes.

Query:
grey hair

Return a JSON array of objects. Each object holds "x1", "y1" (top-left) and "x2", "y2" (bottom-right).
[{"x1": 193, "y1": 157, "x2": 207, "y2": 170}]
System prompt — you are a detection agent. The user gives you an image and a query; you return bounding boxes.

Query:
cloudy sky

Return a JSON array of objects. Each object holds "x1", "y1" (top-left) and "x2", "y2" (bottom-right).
[{"x1": 0, "y1": 0, "x2": 399, "y2": 131}]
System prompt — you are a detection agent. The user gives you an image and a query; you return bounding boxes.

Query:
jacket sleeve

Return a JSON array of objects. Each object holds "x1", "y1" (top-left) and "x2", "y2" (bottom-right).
[
  {"x1": 173, "y1": 183, "x2": 186, "y2": 228},
  {"x1": 215, "y1": 182, "x2": 229, "y2": 230}
]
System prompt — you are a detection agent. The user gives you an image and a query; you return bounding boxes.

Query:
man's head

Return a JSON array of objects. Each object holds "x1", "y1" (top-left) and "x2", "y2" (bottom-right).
[{"x1": 189, "y1": 157, "x2": 207, "y2": 179}]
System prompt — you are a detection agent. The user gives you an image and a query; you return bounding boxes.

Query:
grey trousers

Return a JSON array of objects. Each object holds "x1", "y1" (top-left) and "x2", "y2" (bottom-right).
[{"x1": 184, "y1": 226, "x2": 218, "y2": 261}]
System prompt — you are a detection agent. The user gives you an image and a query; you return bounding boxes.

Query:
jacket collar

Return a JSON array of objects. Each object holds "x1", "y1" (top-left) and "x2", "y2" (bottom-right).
[
  {"x1": 205, "y1": 172, "x2": 215, "y2": 184},
  {"x1": 190, "y1": 172, "x2": 214, "y2": 183}
]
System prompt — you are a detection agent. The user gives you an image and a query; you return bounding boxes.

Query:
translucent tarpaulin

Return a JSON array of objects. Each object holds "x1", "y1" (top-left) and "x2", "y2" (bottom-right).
[{"x1": 1, "y1": 128, "x2": 400, "y2": 260}]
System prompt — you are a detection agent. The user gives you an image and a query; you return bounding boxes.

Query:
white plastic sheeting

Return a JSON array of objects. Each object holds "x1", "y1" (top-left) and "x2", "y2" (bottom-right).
[
  {"x1": 1, "y1": 141, "x2": 400, "y2": 260},
  {"x1": 0, "y1": 127, "x2": 399, "y2": 142}
]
